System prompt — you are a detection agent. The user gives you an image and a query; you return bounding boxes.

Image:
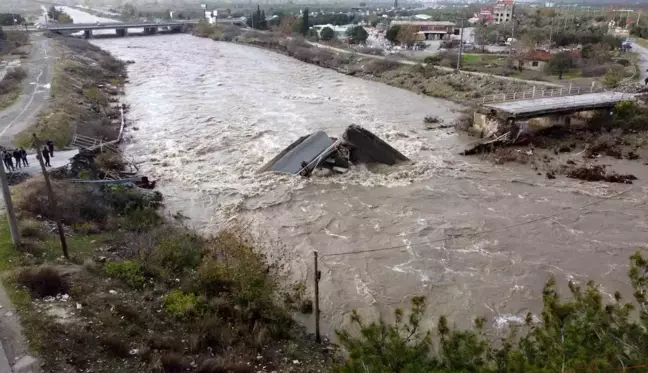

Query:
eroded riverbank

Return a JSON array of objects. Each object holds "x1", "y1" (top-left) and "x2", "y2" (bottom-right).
[{"x1": 90, "y1": 34, "x2": 648, "y2": 337}]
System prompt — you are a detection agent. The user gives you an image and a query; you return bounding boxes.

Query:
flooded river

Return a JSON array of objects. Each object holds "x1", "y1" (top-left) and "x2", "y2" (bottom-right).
[{"x1": 81, "y1": 31, "x2": 648, "y2": 335}]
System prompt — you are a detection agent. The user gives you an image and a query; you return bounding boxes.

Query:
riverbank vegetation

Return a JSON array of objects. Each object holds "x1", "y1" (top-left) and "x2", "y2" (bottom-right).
[
  {"x1": 14, "y1": 37, "x2": 125, "y2": 148},
  {"x1": 1, "y1": 155, "x2": 335, "y2": 372},
  {"x1": 336, "y1": 253, "x2": 648, "y2": 372},
  {"x1": 193, "y1": 22, "x2": 534, "y2": 103}
]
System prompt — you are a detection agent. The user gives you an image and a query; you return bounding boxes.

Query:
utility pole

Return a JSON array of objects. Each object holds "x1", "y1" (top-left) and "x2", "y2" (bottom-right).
[
  {"x1": 32, "y1": 134, "x2": 68, "y2": 259},
  {"x1": 509, "y1": 16, "x2": 516, "y2": 58},
  {"x1": 549, "y1": 15, "x2": 554, "y2": 48},
  {"x1": 313, "y1": 250, "x2": 321, "y2": 343},
  {"x1": 456, "y1": 17, "x2": 465, "y2": 71},
  {"x1": 0, "y1": 162, "x2": 20, "y2": 248}
]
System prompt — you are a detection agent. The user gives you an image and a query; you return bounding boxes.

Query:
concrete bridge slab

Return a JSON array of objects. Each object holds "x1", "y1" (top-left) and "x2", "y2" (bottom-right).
[{"x1": 483, "y1": 92, "x2": 632, "y2": 119}]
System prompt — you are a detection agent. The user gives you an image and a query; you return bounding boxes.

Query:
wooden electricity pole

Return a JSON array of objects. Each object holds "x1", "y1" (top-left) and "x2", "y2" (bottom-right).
[
  {"x1": 313, "y1": 250, "x2": 321, "y2": 343},
  {"x1": 32, "y1": 134, "x2": 68, "y2": 259},
  {"x1": 456, "y1": 17, "x2": 465, "y2": 72}
]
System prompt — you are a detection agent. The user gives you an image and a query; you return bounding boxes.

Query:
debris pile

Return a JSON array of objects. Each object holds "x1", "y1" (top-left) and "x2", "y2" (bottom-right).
[
  {"x1": 567, "y1": 165, "x2": 637, "y2": 184},
  {"x1": 258, "y1": 125, "x2": 409, "y2": 175}
]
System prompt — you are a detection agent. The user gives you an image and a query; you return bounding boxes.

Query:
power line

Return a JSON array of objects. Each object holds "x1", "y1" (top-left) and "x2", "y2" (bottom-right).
[{"x1": 321, "y1": 180, "x2": 647, "y2": 258}]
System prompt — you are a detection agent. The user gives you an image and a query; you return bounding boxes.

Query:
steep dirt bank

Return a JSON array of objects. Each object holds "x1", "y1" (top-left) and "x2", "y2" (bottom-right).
[{"x1": 13, "y1": 37, "x2": 126, "y2": 149}]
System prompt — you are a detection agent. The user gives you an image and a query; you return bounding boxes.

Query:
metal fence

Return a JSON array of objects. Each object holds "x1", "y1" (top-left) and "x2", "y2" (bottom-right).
[{"x1": 480, "y1": 82, "x2": 602, "y2": 104}]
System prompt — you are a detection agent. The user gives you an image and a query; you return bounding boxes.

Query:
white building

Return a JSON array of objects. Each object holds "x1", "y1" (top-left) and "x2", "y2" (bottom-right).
[{"x1": 493, "y1": 0, "x2": 514, "y2": 24}]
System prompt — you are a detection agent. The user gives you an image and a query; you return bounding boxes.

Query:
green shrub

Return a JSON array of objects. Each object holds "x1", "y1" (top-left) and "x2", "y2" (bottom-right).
[
  {"x1": 207, "y1": 231, "x2": 283, "y2": 325},
  {"x1": 105, "y1": 260, "x2": 146, "y2": 289},
  {"x1": 17, "y1": 266, "x2": 69, "y2": 298},
  {"x1": 163, "y1": 290, "x2": 206, "y2": 319},
  {"x1": 124, "y1": 207, "x2": 163, "y2": 232},
  {"x1": 153, "y1": 231, "x2": 202, "y2": 276},
  {"x1": 19, "y1": 219, "x2": 43, "y2": 239},
  {"x1": 103, "y1": 184, "x2": 163, "y2": 214},
  {"x1": 602, "y1": 66, "x2": 625, "y2": 87},
  {"x1": 320, "y1": 26, "x2": 334, "y2": 41}
]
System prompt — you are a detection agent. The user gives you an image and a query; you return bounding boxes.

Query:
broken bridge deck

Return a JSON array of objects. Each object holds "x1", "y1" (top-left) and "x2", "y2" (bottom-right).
[{"x1": 483, "y1": 92, "x2": 631, "y2": 119}]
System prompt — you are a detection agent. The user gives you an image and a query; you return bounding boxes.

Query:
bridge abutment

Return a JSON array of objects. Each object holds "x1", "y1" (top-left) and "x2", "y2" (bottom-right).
[
  {"x1": 116, "y1": 28, "x2": 128, "y2": 37},
  {"x1": 83, "y1": 29, "x2": 92, "y2": 39}
]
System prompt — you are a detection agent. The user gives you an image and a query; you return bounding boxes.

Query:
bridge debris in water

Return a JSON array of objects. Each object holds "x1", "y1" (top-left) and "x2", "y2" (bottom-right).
[{"x1": 258, "y1": 125, "x2": 409, "y2": 175}]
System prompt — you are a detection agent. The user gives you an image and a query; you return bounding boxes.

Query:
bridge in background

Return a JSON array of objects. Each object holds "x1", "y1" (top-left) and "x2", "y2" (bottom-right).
[{"x1": 43, "y1": 18, "x2": 245, "y2": 38}]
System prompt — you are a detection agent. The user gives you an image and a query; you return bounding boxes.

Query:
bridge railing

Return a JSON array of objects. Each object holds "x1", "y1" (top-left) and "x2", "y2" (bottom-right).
[{"x1": 480, "y1": 82, "x2": 602, "y2": 104}]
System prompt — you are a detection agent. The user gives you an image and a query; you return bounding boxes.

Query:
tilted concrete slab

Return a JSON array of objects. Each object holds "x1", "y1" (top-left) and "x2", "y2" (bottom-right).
[{"x1": 483, "y1": 92, "x2": 632, "y2": 119}]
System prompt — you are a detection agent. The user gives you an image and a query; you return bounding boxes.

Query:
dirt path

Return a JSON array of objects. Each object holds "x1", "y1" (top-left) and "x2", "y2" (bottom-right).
[
  {"x1": 633, "y1": 41, "x2": 648, "y2": 83},
  {"x1": 0, "y1": 33, "x2": 54, "y2": 148}
]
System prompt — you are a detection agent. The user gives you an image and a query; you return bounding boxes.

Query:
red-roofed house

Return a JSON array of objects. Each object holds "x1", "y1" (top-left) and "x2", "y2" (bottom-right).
[
  {"x1": 515, "y1": 49, "x2": 581, "y2": 71},
  {"x1": 516, "y1": 49, "x2": 553, "y2": 71}
]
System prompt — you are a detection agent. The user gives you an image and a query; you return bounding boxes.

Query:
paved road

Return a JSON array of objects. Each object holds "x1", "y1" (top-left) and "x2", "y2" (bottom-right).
[
  {"x1": 4, "y1": 149, "x2": 79, "y2": 177},
  {"x1": 0, "y1": 33, "x2": 53, "y2": 148},
  {"x1": 633, "y1": 42, "x2": 648, "y2": 83}
]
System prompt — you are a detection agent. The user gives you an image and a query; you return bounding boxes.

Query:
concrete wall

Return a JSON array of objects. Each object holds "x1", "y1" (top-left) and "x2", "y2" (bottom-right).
[
  {"x1": 472, "y1": 108, "x2": 607, "y2": 136},
  {"x1": 472, "y1": 112, "x2": 504, "y2": 137}
]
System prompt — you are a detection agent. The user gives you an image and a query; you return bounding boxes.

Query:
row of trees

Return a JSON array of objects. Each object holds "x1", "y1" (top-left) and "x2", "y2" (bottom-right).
[
  {"x1": 247, "y1": 5, "x2": 268, "y2": 30},
  {"x1": 47, "y1": 6, "x2": 73, "y2": 24},
  {"x1": 0, "y1": 14, "x2": 25, "y2": 26},
  {"x1": 336, "y1": 250, "x2": 648, "y2": 373}
]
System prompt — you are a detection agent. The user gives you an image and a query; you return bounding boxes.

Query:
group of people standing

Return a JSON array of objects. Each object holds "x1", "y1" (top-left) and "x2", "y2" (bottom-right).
[
  {"x1": 3, "y1": 148, "x2": 28, "y2": 171},
  {"x1": 1, "y1": 140, "x2": 55, "y2": 171}
]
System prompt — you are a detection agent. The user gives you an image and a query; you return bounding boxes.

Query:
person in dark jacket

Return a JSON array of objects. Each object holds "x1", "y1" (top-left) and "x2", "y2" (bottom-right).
[
  {"x1": 19, "y1": 148, "x2": 28, "y2": 167},
  {"x1": 3, "y1": 151, "x2": 14, "y2": 171},
  {"x1": 46, "y1": 140, "x2": 54, "y2": 157},
  {"x1": 12, "y1": 149, "x2": 21, "y2": 169},
  {"x1": 42, "y1": 146, "x2": 51, "y2": 167},
  {"x1": 1, "y1": 151, "x2": 10, "y2": 171}
]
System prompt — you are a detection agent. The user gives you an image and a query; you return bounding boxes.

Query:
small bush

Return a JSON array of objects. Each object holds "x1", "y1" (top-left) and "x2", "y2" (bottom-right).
[
  {"x1": 16, "y1": 178, "x2": 109, "y2": 226},
  {"x1": 160, "y1": 353, "x2": 190, "y2": 373},
  {"x1": 17, "y1": 266, "x2": 69, "y2": 298},
  {"x1": 95, "y1": 152, "x2": 125, "y2": 171},
  {"x1": 71, "y1": 221, "x2": 101, "y2": 234},
  {"x1": 105, "y1": 260, "x2": 146, "y2": 289},
  {"x1": 19, "y1": 219, "x2": 44, "y2": 238},
  {"x1": 423, "y1": 55, "x2": 442, "y2": 65},
  {"x1": 153, "y1": 231, "x2": 202, "y2": 276},
  {"x1": 124, "y1": 207, "x2": 163, "y2": 232},
  {"x1": 100, "y1": 334, "x2": 130, "y2": 357},
  {"x1": 163, "y1": 290, "x2": 206, "y2": 319},
  {"x1": 103, "y1": 185, "x2": 163, "y2": 214},
  {"x1": 602, "y1": 67, "x2": 625, "y2": 88},
  {"x1": 363, "y1": 59, "x2": 400, "y2": 75}
]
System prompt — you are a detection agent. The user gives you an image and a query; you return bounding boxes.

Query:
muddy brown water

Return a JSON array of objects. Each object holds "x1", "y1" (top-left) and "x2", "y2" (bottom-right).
[{"x1": 89, "y1": 34, "x2": 648, "y2": 337}]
